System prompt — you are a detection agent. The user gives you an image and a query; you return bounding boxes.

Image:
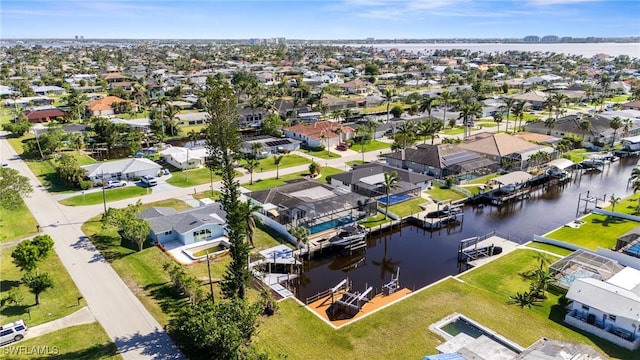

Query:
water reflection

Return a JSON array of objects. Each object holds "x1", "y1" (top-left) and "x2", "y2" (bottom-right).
[{"x1": 295, "y1": 157, "x2": 637, "y2": 300}]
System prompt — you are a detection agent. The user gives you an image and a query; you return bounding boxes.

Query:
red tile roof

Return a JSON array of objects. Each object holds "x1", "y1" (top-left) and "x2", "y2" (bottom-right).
[
  {"x1": 284, "y1": 121, "x2": 354, "y2": 141},
  {"x1": 25, "y1": 108, "x2": 67, "y2": 122}
]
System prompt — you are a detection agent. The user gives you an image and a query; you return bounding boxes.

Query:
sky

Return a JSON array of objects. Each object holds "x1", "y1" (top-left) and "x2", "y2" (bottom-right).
[{"x1": 2, "y1": 0, "x2": 639, "y2": 40}]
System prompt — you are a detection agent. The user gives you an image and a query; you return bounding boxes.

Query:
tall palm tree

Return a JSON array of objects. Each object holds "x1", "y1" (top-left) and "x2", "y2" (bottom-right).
[
  {"x1": 609, "y1": 116, "x2": 623, "y2": 146},
  {"x1": 356, "y1": 125, "x2": 368, "y2": 163},
  {"x1": 290, "y1": 226, "x2": 309, "y2": 252},
  {"x1": 493, "y1": 112, "x2": 504, "y2": 133},
  {"x1": 341, "y1": 108, "x2": 353, "y2": 123},
  {"x1": 383, "y1": 88, "x2": 394, "y2": 123},
  {"x1": 245, "y1": 158, "x2": 259, "y2": 185},
  {"x1": 164, "y1": 105, "x2": 180, "y2": 137},
  {"x1": 187, "y1": 129, "x2": 199, "y2": 147},
  {"x1": 419, "y1": 95, "x2": 434, "y2": 117},
  {"x1": 383, "y1": 171, "x2": 400, "y2": 219},
  {"x1": 578, "y1": 120, "x2": 592, "y2": 142},
  {"x1": 439, "y1": 90, "x2": 452, "y2": 127},
  {"x1": 512, "y1": 100, "x2": 526, "y2": 132},
  {"x1": 551, "y1": 92, "x2": 568, "y2": 122},
  {"x1": 240, "y1": 199, "x2": 262, "y2": 248},
  {"x1": 500, "y1": 97, "x2": 516, "y2": 133},
  {"x1": 151, "y1": 96, "x2": 169, "y2": 139},
  {"x1": 273, "y1": 155, "x2": 284, "y2": 180},
  {"x1": 366, "y1": 118, "x2": 378, "y2": 140},
  {"x1": 622, "y1": 118, "x2": 633, "y2": 138},
  {"x1": 629, "y1": 168, "x2": 640, "y2": 213},
  {"x1": 251, "y1": 142, "x2": 264, "y2": 159}
]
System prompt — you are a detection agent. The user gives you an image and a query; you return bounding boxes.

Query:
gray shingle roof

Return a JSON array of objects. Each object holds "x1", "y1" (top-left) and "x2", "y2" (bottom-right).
[{"x1": 143, "y1": 203, "x2": 227, "y2": 235}]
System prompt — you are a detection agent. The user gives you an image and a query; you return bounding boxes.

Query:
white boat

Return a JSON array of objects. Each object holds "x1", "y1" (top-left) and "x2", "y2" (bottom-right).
[{"x1": 328, "y1": 225, "x2": 367, "y2": 247}]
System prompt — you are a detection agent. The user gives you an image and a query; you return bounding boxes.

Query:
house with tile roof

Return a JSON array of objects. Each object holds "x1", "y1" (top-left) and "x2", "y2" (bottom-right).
[
  {"x1": 86, "y1": 96, "x2": 138, "y2": 117},
  {"x1": 459, "y1": 132, "x2": 556, "y2": 169},
  {"x1": 284, "y1": 120, "x2": 355, "y2": 148},
  {"x1": 137, "y1": 203, "x2": 227, "y2": 245},
  {"x1": 330, "y1": 162, "x2": 432, "y2": 198},
  {"x1": 25, "y1": 108, "x2": 68, "y2": 123},
  {"x1": 506, "y1": 90, "x2": 549, "y2": 109}
]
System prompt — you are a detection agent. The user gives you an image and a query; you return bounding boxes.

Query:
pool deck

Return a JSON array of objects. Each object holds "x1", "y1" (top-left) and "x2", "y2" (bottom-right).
[{"x1": 307, "y1": 288, "x2": 412, "y2": 328}]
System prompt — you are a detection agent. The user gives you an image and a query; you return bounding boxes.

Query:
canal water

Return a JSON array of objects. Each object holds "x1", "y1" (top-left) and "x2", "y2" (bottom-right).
[{"x1": 294, "y1": 157, "x2": 638, "y2": 300}]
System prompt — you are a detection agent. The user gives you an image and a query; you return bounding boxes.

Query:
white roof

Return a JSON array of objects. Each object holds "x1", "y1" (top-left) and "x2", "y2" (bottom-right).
[
  {"x1": 82, "y1": 158, "x2": 161, "y2": 178},
  {"x1": 360, "y1": 173, "x2": 385, "y2": 186},
  {"x1": 606, "y1": 267, "x2": 640, "y2": 296},
  {"x1": 492, "y1": 171, "x2": 533, "y2": 186},
  {"x1": 288, "y1": 186, "x2": 335, "y2": 201},
  {"x1": 259, "y1": 245, "x2": 296, "y2": 265},
  {"x1": 546, "y1": 158, "x2": 575, "y2": 170},
  {"x1": 161, "y1": 146, "x2": 209, "y2": 162},
  {"x1": 567, "y1": 277, "x2": 640, "y2": 321}
]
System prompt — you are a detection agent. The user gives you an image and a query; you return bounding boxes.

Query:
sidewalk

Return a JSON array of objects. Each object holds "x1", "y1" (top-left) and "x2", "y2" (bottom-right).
[{"x1": 25, "y1": 306, "x2": 96, "y2": 340}]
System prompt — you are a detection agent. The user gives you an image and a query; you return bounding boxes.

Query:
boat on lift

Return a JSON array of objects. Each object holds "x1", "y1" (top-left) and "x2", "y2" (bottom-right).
[{"x1": 328, "y1": 225, "x2": 367, "y2": 247}]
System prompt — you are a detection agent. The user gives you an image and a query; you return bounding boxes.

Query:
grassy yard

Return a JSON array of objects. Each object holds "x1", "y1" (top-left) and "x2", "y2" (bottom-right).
[
  {"x1": 22, "y1": 151, "x2": 97, "y2": 194},
  {"x1": 0, "y1": 198, "x2": 39, "y2": 242},
  {"x1": 300, "y1": 148, "x2": 341, "y2": 159},
  {"x1": 606, "y1": 194, "x2": 640, "y2": 215},
  {"x1": 441, "y1": 127, "x2": 465, "y2": 135},
  {"x1": 164, "y1": 167, "x2": 222, "y2": 187},
  {"x1": 0, "y1": 245, "x2": 84, "y2": 327},
  {"x1": 358, "y1": 213, "x2": 391, "y2": 228},
  {"x1": 467, "y1": 173, "x2": 499, "y2": 184},
  {"x1": 345, "y1": 160, "x2": 366, "y2": 167},
  {"x1": 59, "y1": 186, "x2": 148, "y2": 206},
  {"x1": 6, "y1": 323, "x2": 121, "y2": 359},
  {"x1": 239, "y1": 154, "x2": 311, "y2": 172},
  {"x1": 192, "y1": 189, "x2": 222, "y2": 201},
  {"x1": 255, "y1": 248, "x2": 632, "y2": 359},
  {"x1": 424, "y1": 185, "x2": 466, "y2": 202},
  {"x1": 387, "y1": 197, "x2": 428, "y2": 217},
  {"x1": 241, "y1": 167, "x2": 342, "y2": 192},
  {"x1": 544, "y1": 213, "x2": 639, "y2": 250},
  {"x1": 525, "y1": 242, "x2": 574, "y2": 257},
  {"x1": 563, "y1": 149, "x2": 590, "y2": 163},
  {"x1": 352, "y1": 140, "x2": 391, "y2": 153}
]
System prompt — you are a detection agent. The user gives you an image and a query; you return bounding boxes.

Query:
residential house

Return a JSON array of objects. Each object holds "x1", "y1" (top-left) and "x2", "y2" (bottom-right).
[
  {"x1": 176, "y1": 112, "x2": 208, "y2": 126},
  {"x1": 507, "y1": 90, "x2": 549, "y2": 110},
  {"x1": 31, "y1": 85, "x2": 65, "y2": 96},
  {"x1": 622, "y1": 100, "x2": 640, "y2": 111},
  {"x1": 86, "y1": 96, "x2": 138, "y2": 117},
  {"x1": 159, "y1": 146, "x2": 209, "y2": 170},
  {"x1": 240, "y1": 136, "x2": 301, "y2": 157},
  {"x1": 284, "y1": 120, "x2": 355, "y2": 148},
  {"x1": 565, "y1": 266, "x2": 640, "y2": 351},
  {"x1": 110, "y1": 118, "x2": 152, "y2": 134},
  {"x1": 385, "y1": 144, "x2": 498, "y2": 179},
  {"x1": 524, "y1": 114, "x2": 615, "y2": 144},
  {"x1": 330, "y1": 162, "x2": 432, "y2": 198},
  {"x1": 138, "y1": 203, "x2": 227, "y2": 246},
  {"x1": 5, "y1": 96, "x2": 54, "y2": 109},
  {"x1": 246, "y1": 179, "x2": 375, "y2": 230},
  {"x1": 320, "y1": 93, "x2": 357, "y2": 112},
  {"x1": 82, "y1": 158, "x2": 161, "y2": 184},
  {"x1": 458, "y1": 132, "x2": 556, "y2": 169},
  {"x1": 340, "y1": 79, "x2": 371, "y2": 95},
  {"x1": 25, "y1": 108, "x2": 67, "y2": 123}
]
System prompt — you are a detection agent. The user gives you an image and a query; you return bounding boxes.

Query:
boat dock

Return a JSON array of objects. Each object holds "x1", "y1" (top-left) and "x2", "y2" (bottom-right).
[{"x1": 458, "y1": 234, "x2": 520, "y2": 268}]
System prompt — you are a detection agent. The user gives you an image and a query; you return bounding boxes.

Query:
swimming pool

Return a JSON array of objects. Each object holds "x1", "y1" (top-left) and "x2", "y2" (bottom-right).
[
  {"x1": 437, "y1": 315, "x2": 523, "y2": 354},
  {"x1": 625, "y1": 243, "x2": 640, "y2": 258},
  {"x1": 557, "y1": 268, "x2": 600, "y2": 288},
  {"x1": 308, "y1": 216, "x2": 354, "y2": 234},
  {"x1": 378, "y1": 193, "x2": 413, "y2": 205}
]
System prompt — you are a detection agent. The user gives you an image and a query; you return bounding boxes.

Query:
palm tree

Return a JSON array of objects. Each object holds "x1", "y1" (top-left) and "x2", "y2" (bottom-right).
[
  {"x1": 187, "y1": 129, "x2": 199, "y2": 147},
  {"x1": 543, "y1": 96, "x2": 554, "y2": 121},
  {"x1": 622, "y1": 118, "x2": 633, "y2": 138},
  {"x1": 240, "y1": 200, "x2": 262, "y2": 248},
  {"x1": 273, "y1": 155, "x2": 284, "y2": 180},
  {"x1": 610, "y1": 116, "x2": 623, "y2": 146},
  {"x1": 530, "y1": 269, "x2": 554, "y2": 299},
  {"x1": 508, "y1": 291, "x2": 541, "y2": 309},
  {"x1": 383, "y1": 171, "x2": 400, "y2": 219},
  {"x1": 493, "y1": 112, "x2": 504, "y2": 133},
  {"x1": 439, "y1": 90, "x2": 452, "y2": 127},
  {"x1": 551, "y1": 92, "x2": 568, "y2": 122},
  {"x1": 500, "y1": 97, "x2": 516, "y2": 133},
  {"x1": 342, "y1": 108, "x2": 353, "y2": 123},
  {"x1": 609, "y1": 194, "x2": 621, "y2": 212},
  {"x1": 151, "y1": 96, "x2": 170, "y2": 139},
  {"x1": 245, "y1": 158, "x2": 259, "y2": 185},
  {"x1": 419, "y1": 95, "x2": 434, "y2": 117},
  {"x1": 290, "y1": 226, "x2": 310, "y2": 253},
  {"x1": 532, "y1": 252, "x2": 551, "y2": 271},
  {"x1": 579, "y1": 120, "x2": 592, "y2": 142},
  {"x1": 330, "y1": 109, "x2": 343, "y2": 123},
  {"x1": 383, "y1": 88, "x2": 394, "y2": 123},
  {"x1": 630, "y1": 168, "x2": 640, "y2": 213},
  {"x1": 512, "y1": 100, "x2": 526, "y2": 132},
  {"x1": 164, "y1": 105, "x2": 181, "y2": 137},
  {"x1": 598, "y1": 73, "x2": 611, "y2": 108},
  {"x1": 356, "y1": 125, "x2": 368, "y2": 163},
  {"x1": 366, "y1": 118, "x2": 378, "y2": 140},
  {"x1": 335, "y1": 125, "x2": 343, "y2": 145},
  {"x1": 251, "y1": 142, "x2": 264, "y2": 159}
]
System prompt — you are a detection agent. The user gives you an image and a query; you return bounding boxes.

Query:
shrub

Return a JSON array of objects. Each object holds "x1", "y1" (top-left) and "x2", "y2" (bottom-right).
[{"x1": 80, "y1": 180, "x2": 93, "y2": 190}]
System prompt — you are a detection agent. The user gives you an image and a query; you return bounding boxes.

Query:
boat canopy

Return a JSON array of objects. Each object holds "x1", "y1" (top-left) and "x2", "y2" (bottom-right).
[
  {"x1": 546, "y1": 158, "x2": 574, "y2": 170},
  {"x1": 491, "y1": 171, "x2": 533, "y2": 186}
]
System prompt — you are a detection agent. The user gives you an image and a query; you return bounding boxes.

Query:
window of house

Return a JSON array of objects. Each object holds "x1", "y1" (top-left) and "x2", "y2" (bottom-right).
[
  {"x1": 164, "y1": 231, "x2": 172, "y2": 235},
  {"x1": 581, "y1": 305, "x2": 590, "y2": 311},
  {"x1": 193, "y1": 228, "x2": 212, "y2": 241},
  {"x1": 609, "y1": 314, "x2": 616, "y2": 322}
]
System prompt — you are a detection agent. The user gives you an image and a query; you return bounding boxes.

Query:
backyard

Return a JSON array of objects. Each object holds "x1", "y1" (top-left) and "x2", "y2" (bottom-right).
[
  {"x1": 241, "y1": 167, "x2": 343, "y2": 191},
  {"x1": 59, "y1": 185, "x2": 149, "y2": 206},
  {"x1": 238, "y1": 154, "x2": 311, "y2": 172},
  {"x1": 253, "y1": 248, "x2": 633, "y2": 359},
  {"x1": 544, "y1": 213, "x2": 639, "y2": 250},
  {"x1": 352, "y1": 140, "x2": 391, "y2": 153}
]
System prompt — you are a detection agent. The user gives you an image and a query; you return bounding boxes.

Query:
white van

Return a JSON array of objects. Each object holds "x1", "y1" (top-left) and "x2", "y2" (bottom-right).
[{"x1": 0, "y1": 319, "x2": 28, "y2": 344}]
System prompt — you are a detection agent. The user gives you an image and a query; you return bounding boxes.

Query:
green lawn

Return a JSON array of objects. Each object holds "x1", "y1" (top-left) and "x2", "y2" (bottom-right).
[
  {"x1": 441, "y1": 127, "x2": 465, "y2": 135},
  {"x1": 239, "y1": 154, "x2": 311, "y2": 172},
  {"x1": 0, "y1": 198, "x2": 39, "y2": 242},
  {"x1": 606, "y1": 194, "x2": 640, "y2": 215},
  {"x1": 0, "y1": 245, "x2": 84, "y2": 326},
  {"x1": 467, "y1": 173, "x2": 499, "y2": 184},
  {"x1": 608, "y1": 95, "x2": 629, "y2": 103},
  {"x1": 164, "y1": 167, "x2": 222, "y2": 187},
  {"x1": 563, "y1": 149, "x2": 590, "y2": 163},
  {"x1": 544, "y1": 213, "x2": 639, "y2": 250},
  {"x1": 22, "y1": 151, "x2": 96, "y2": 194},
  {"x1": 300, "y1": 148, "x2": 341, "y2": 159},
  {"x1": 192, "y1": 189, "x2": 222, "y2": 201},
  {"x1": 59, "y1": 186, "x2": 149, "y2": 206},
  {"x1": 242, "y1": 167, "x2": 342, "y2": 192},
  {"x1": 387, "y1": 197, "x2": 427, "y2": 217},
  {"x1": 345, "y1": 160, "x2": 366, "y2": 167},
  {"x1": 358, "y1": 213, "x2": 391, "y2": 228},
  {"x1": 6, "y1": 323, "x2": 121, "y2": 359},
  {"x1": 353, "y1": 140, "x2": 391, "y2": 153},
  {"x1": 525, "y1": 242, "x2": 575, "y2": 257},
  {"x1": 255, "y1": 248, "x2": 632, "y2": 359},
  {"x1": 424, "y1": 185, "x2": 466, "y2": 202}
]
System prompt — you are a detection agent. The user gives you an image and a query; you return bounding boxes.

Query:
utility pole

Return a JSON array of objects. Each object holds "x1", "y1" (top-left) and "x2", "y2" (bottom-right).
[
  {"x1": 185, "y1": 147, "x2": 189, "y2": 182},
  {"x1": 206, "y1": 251, "x2": 214, "y2": 303}
]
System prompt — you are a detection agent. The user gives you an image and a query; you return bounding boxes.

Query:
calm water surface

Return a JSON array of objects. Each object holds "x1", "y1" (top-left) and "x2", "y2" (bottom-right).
[{"x1": 295, "y1": 157, "x2": 637, "y2": 300}]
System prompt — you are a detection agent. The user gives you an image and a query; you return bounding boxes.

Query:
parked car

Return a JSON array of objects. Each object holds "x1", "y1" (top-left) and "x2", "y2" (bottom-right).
[
  {"x1": 1, "y1": 162, "x2": 8, "y2": 168},
  {"x1": 336, "y1": 143, "x2": 349, "y2": 151},
  {"x1": 141, "y1": 175, "x2": 158, "y2": 187},
  {"x1": 0, "y1": 319, "x2": 28, "y2": 344},
  {"x1": 104, "y1": 180, "x2": 126, "y2": 189}
]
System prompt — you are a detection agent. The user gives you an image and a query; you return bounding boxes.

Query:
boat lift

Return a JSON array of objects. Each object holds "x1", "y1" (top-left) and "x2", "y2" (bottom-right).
[{"x1": 382, "y1": 267, "x2": 400, "y2": 295}]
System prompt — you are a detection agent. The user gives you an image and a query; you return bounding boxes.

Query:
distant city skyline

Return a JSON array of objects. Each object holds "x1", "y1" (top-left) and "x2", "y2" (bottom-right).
[{"x1": 2, "y1": 0, "x2": 639, "y2": 40}]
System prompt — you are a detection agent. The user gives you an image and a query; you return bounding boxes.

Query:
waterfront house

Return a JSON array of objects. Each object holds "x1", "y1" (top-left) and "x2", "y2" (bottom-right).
[
  {"x1": 458, "y1": 132, "x2": 556, "y2": 169},
  {"x1": 160, "y1": 146, "x2": 208, "y2": 170},
  {"x1": 82, "y1": 158, "x2": 161, "y2": 184},
  {"x1": 330, "y1": 162, "x2": 432, "y2": 198},
  {"x1": 138, "y1": 203, "x2": 227, "y2": 246},
  {"x1": 245, "y1": 179, "x2": 375, "y2": 230},
  {"x1": 524, "y1": 114, "x2": 615, "y2": 144},
  {"x1": 565, "y1": 266, "x2": 640, "y2": 351},
  {"x1": 506, "y1": 90, "x2": 549, "y2": 110},
  {"x1": 109, "y1": 118, "x2": 152, "y2": 134}
]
